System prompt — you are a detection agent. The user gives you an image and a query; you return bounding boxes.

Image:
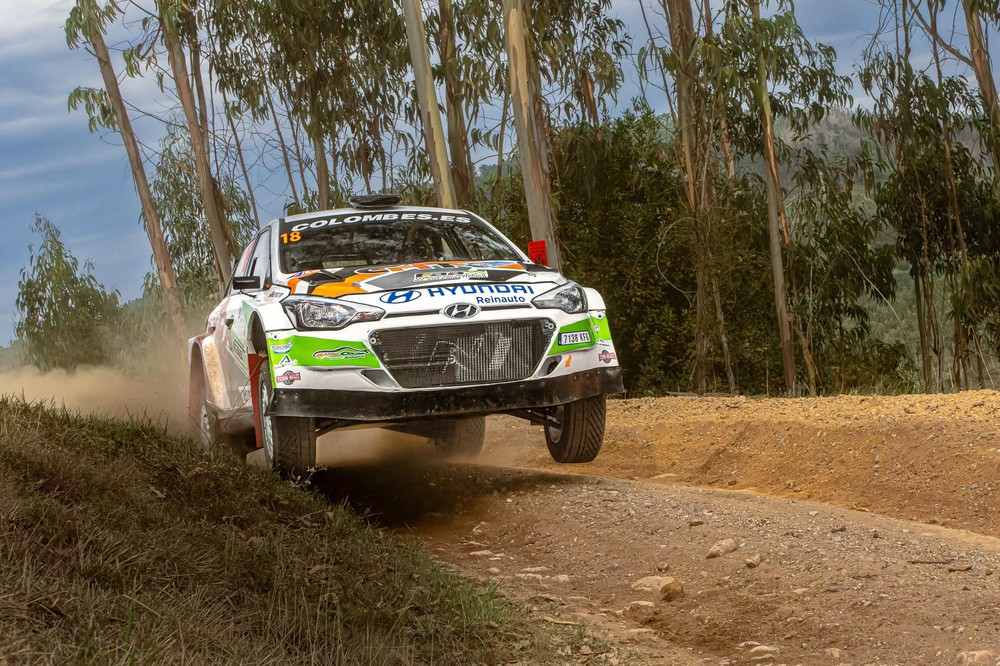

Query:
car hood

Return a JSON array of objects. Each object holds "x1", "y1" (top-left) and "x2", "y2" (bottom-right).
[{"x1": 280, "y1": 260, "x2": 562, "y2": 298}]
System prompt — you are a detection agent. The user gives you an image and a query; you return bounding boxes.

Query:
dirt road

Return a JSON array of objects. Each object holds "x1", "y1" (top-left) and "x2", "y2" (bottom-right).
[{"x1": 318, "y1": 393, "x2": 1000, "y2": 665}]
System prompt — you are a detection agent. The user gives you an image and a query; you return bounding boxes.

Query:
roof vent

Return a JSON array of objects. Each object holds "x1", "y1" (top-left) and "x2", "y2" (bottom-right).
[{"x1": 349, "y1": 193, "x2": 403, "y2": 209}]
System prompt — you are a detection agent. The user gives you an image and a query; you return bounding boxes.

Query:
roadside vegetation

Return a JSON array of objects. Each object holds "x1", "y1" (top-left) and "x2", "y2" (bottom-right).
[
  {"x1": 0, "y1": 397, "x2": 545, "y2": 664},
  {"x1": 14, "y1": 1, "x2": 1000, "y2": 396}
]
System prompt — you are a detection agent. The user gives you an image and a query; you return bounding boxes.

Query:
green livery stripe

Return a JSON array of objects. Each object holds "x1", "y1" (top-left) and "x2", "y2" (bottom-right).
[
  {"x1": 549, "y1": 318, "x2": 597, "y2": 354},
  {"x1": 592, "y1": 313, "x2": 612, "y2": 342},
  {"x1": 267, "y1": 336, "x2": 381, "y2": 370}
]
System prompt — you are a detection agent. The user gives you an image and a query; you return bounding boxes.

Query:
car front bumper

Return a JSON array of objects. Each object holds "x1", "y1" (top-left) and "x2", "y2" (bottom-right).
[{"x1": 267, "y1": 366, "x2": 623, "y2": 422}]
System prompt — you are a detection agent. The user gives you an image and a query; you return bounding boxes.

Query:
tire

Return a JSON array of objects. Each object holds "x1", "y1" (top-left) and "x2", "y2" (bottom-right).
[
  {"x1": 433, "y1": 416, "x2": 486, "y2": 459},
  {"x1": 257, "y1": 372, "x2": 317, "y2": 475},
  {"x1": 545, "y1": 394, "x2": 606, "y2": 463},
  {"x1": 191, "y1": 398, "x2": 219, "y2": 454}
]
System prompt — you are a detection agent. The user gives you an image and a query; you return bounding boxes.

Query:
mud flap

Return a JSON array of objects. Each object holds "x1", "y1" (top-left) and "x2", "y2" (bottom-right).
[{"x1": 248, "y1": 353, "x2": 266, "y2": 449}]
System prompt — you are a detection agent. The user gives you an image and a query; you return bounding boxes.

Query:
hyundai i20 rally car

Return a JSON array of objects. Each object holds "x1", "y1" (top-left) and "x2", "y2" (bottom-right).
[{"x1": 188, "y1": 195, "x2": 623, "y2": 473}]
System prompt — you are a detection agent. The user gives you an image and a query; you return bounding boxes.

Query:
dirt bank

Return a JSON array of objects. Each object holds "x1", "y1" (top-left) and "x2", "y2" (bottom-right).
[{"x1": 484, "y1": 391, "x2": 1000, "y2": 538}]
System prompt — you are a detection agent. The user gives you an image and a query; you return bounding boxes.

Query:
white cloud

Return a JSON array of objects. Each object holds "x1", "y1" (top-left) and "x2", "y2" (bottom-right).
[
  {"x1": 0, "y1": 0, "x2": 74, "y2": 57},
  {"x1": 0, "y1": 148, "x2": 119, "y2": 182}
]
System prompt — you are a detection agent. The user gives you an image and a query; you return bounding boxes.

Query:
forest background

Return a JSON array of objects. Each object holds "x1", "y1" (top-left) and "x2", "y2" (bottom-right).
[{"x1": 6, "y1": 0, "x2": 1000, "y2": 397}]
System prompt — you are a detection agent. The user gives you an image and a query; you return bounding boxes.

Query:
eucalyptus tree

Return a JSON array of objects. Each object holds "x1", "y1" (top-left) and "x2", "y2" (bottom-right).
[
  {"x1": 425, "y1": 0, "x2": 493, "y2": 208},
  {"x1": 504, "y1": 0, "x2": 561, "y2": 270},
  {"x1": 785, "y1": 151, "x2": 898, "y2": 394},
  {"x1": 150, "y1": 124, "x2": 257, "y2": 306},
  {"x1": 500, "y1": 0, "x2": 628, "y2": 271},
  {"x1": 707, "y1": 0, "x2": 851, "y2": 394},
  {"x1": 402, "y1": 0, "x2": 457, "y2": 207},
  {"x1": 647, "y1": 0, "x2": 736, "y2": 393},
  {"x1": 857, "y1": 0, "x2": 993, "y2": 391},
  {"x1": 65, "y1": 0, "x2": 184, "y2": 337},
  {"x1": 157, "y1": 0, "x2": 237, "y2": 289},
  {"x1": 210, "y1": 0, "x2": 408, "y2": 203}
]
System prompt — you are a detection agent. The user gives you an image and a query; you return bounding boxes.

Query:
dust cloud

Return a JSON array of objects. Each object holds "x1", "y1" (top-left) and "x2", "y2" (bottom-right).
[
  {"x1": 0, "y1": 365, "x2": 189, "y2": 431},
  {"x1": 316, "y1": 428, "x2": 434, "y2": 467},
  {"x1": 0, "y1": 365, "x2": 470, "y2": 467}
]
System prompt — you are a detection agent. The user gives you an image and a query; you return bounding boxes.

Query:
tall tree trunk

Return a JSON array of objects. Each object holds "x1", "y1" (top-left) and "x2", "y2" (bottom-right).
[
  {"x1": 266, "y1": 95, "x2": 300, "y2": 209},
  {"x1": 503, "y1": 0, "x2": 562, "y2": 271},
  {"x1": 438, "y1": 0, "x2": 477, "y2": 208},
  {"x1": 752, "y1": 0, "x2": 796, "y2": 394},
  {"x1": 913, "y1": 271, "x2": 933, "y2": 392},
  {"x1": 666, "y1": 0, "x2": 722, "y2": 392},
  {"x1": 918, "y1": 193, "x2": 942, "y2": 392},
  {"x1": 402, "y1": 0, "x2": 457, "y2": 208},
  {"x1": 160, "y1": 4, "x2": 234, "y2": 290},
  {"x1": 961, "y1": 0, "x2": 1000, "y2": 198},
  {"x1": 314, "y1": 128, "x2": 330, "y2": 209},
  {"x1": 638, "y1": 0, "x2": 677, "y2": 126},
  {"x1": 711, "y1": 273, "x2": 736, "y2": 393},
  {"x1": 699, "y1": 0, "x2": 735, "y2": 180},
  {"x1": 304, "y1": 45, "x2": 330, "y2": 210},
  {"x1": 220, "y1": 87, "x2": 260, "y2": 229},
  {"x1": 930, "y1": 3, "x2": 971, "y2": 389},
  {"x1": 90, "y1": 29, "x2": 184, "y2": 336}
]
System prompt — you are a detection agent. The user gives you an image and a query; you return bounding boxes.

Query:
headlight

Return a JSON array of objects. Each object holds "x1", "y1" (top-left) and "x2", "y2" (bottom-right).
[
  {"x1": 283, "y1": 297, "x2": 385, "y2": 330},
  {"x1": 532, "y1": 283, "x2": 587, "y2": 314}
]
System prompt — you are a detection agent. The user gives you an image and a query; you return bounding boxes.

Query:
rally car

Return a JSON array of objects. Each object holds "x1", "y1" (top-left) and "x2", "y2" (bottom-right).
[{"x1": 188, "y1": 195, "x2": 623, "y2": 473}]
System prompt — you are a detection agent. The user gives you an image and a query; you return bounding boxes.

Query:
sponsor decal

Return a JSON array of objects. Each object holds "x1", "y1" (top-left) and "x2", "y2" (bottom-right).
[
  {"x1": 288, "y1": 212, "x2": 473, "y2": 233},
  {"x1": 380, "y1": 289, "x2": 421, "y2": 304},
  {"x1": 313, "y1": 347, "x2": 369, "y2": 361},
  {"x1": 565, "y1": 354, "x2": 573, "y2": 368},
  {"x1": 272, "y1": 342, "x2": 293, "y2": 354},
  {"x1": 276, "y1": 370, "x2": 302, "y2": 386},
  {"x1": 598, "y1": 351, "x2": 617, "y2": 364},
  {"x1": 381, "y1": 283, "x2": 534, "y2": 306},
  {"x1": 558, "y1": 331, "x2": 592, "y2": 346},
  {"x1": 476, "y1": 295, "x2": 526, "y2": 305},
  {"x1": 427, "y1": 284, "x2": 534, "y2": 297},
  {"x1": 442, "y1": 303, "x2": 480, "y2": 320},
  {"x1": 276, "y1": 354, "x2": 297, "y2": 368},
  {"x1": 354, "y1": 260, "x2": 521, "y2": 276},
  {"x1": 414, "y1": 270, "x2": 489, "y2": 283}
]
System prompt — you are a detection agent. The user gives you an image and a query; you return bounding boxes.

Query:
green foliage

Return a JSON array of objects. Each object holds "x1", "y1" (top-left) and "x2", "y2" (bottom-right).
[
  {"x1": 145, "y1": 124, "x2": 257, "y2": 308},
  {"x1": 15, "y1": 216, "x2": 120, "y2": 371}
]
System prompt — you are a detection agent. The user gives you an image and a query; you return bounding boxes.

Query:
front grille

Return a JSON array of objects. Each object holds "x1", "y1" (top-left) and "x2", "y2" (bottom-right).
[{"x1": 371, "y1": 319, "x2": 553, "y2": 389}]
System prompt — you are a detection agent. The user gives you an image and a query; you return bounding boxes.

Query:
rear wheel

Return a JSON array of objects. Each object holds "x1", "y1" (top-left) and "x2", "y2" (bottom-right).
[
  {"x1": 257, "y1": 372, "x2": 317, "y2": 475},
  {"x1": 545, "y1": 395, "x2": 605, "y2": 463},
  {"x1": 433, "y1": 417, "x2": 486, "y2": 459},
  {"x1": 191, "y1": 399, "x2": 219, "y2": 454}
]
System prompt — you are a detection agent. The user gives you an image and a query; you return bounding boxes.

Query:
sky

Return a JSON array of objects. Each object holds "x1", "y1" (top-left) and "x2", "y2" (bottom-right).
[{"x1": 0, "y1": 0, "x2": 922, "y2": 343}]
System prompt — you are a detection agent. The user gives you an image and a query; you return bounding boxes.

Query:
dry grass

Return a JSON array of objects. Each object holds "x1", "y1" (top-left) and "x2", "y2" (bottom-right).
[{"x1": 0, "y1": 398, "x2": 548, "y2": 664}]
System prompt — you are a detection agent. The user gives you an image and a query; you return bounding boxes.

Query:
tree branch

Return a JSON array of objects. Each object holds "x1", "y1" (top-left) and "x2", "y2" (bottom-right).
[{"x1": 911, "y1": 4, "x2": 974, "y2": 68}]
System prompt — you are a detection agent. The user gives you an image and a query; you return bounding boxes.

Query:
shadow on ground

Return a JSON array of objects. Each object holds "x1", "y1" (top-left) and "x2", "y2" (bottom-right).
[{"x1": 313, "y1": 460, "x2": 582, "y2": 528}]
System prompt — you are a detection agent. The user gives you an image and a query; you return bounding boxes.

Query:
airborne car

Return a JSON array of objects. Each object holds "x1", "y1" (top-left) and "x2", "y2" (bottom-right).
[{"x1": 188, "y1": 195, "x2": 623, "y2": 473}]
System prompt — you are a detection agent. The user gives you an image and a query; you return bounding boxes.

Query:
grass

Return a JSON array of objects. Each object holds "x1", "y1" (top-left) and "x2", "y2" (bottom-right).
[{"x1": 0, "y1": 397, "x2": 549, "y2": 664}]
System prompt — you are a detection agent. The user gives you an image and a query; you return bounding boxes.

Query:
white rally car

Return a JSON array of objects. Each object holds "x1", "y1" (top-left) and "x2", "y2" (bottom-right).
[{"x1": 188, "y1": 195, "x2": 623, "y2": 473}]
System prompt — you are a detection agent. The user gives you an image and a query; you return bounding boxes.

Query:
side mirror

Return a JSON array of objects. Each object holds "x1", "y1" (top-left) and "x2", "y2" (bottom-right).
[{"x1": 233, "y1": 275, "x2": 261, "y2": 291}]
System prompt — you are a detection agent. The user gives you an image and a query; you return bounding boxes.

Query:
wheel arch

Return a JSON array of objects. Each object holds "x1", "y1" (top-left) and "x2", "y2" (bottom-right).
[{"x1": 188, "y1": 334, "x2": 227, "y2": 416}]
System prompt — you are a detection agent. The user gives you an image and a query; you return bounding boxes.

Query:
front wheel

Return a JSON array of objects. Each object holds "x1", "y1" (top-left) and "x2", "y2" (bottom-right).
[
  {"x1": 257, "y1": 372, "x2": 317, "y2": 475},
  {"x1": 545, "y1": 395, "x2": 606, "y2": 463}
]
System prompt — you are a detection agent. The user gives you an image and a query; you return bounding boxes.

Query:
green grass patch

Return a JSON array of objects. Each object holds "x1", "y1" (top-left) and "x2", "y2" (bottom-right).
[{"x1": 0, "y1": 398, "x2": 548, "y2": 664}]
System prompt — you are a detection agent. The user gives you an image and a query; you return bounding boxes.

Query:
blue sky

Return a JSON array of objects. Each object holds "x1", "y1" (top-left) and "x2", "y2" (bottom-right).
[{"x1": 0, "y1": 0, "x2": 924, "y2": 342}]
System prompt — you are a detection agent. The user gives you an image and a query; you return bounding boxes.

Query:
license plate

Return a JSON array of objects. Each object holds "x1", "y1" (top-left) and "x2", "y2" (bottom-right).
[{"x1": 559, "y1": 331, "x2": 592, "y2": 346}]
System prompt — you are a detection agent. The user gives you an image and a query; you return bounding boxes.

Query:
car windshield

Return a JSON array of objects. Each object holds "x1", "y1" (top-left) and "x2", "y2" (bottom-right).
[{"x1": 279, "y1": 216, "x2": 522, "y2": 273}]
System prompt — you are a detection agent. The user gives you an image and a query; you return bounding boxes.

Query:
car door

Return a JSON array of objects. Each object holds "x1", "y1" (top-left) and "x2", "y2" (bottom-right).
[{"x1": 224, "y1": 228, "x2": 272, "y2": 408}]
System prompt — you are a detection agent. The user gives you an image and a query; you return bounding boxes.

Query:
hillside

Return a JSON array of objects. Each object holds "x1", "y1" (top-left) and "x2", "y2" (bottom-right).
[{"x1": 0, "y1": 398, "x2": 548, "y2": 664}]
